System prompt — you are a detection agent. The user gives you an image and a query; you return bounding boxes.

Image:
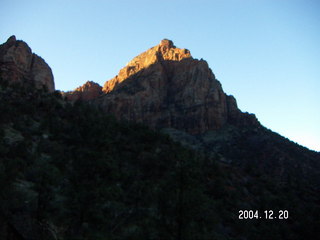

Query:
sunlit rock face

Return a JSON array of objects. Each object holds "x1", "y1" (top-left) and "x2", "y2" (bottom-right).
[
  {"x1": 102, "y1": 39, "x2": 191, "y2": 93},
  {"x1": 97, "y1": 39, "x2": 258, "y2": 134},
  {"x1": 0, "y1": 36, "x2": 55, "y2": 92},
  {"x1": 62, "y1": 81, "x2": 103, "y2": 101}
]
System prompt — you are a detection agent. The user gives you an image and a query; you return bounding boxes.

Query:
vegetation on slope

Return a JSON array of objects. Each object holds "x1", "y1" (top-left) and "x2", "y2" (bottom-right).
[{"x1": 0, "y1": 79, "x2": 319, "y2": 240}]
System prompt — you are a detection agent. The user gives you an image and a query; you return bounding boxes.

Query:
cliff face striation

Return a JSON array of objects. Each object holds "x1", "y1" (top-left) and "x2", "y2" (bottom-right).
[
  {"x1": 0, "y1": 35, "x2": 55, "y2": 92},
  {"x1": 97, "y1": 39, "x2": 258, "y2": 134}
]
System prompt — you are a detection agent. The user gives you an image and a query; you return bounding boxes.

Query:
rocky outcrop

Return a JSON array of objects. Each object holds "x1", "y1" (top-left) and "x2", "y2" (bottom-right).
[
  {"x1": 97, "y1": 39, "x2": 258, "y2": 134},
  {"x1": 62, "y1": 81, "x2": 102, "y2": 101},
  {"x1": 0, "y1": 35, "x2": 54, "y2": 92},
  {"x1": 103, "y1": 39, "x2": 191, "y2": 93}
]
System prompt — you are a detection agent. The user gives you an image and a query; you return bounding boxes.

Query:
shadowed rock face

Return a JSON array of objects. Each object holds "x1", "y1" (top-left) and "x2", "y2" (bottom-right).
[
  {"x1": 97, "y1": 39, "x2": 258, "y2": 134},
  {"x1": 0, "y1": 35, "x2": 55, "y2": 92}
]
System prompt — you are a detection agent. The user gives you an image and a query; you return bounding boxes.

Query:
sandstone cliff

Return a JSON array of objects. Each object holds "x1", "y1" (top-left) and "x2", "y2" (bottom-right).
[
  {"x1": 97, "y1": 39, "x2": 258, "y2": 134},
  {"x1": 103, "y1": 39, "x2": 191, "y2": 93},
  {"x1": 62, "y1": 81, "x2": 102, "y2": 101},
  {"x1": 0, "y1": 35, "x2": 55, "y2": 92}
]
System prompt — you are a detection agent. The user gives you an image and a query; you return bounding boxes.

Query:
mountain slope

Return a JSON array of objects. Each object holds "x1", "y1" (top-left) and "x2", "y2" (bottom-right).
[
  {"x1": 86, "y1": 39, "x2": 319, "y2": 191},
  {"x1": 95, "y1": 39, "x2": 258, "y2": 134},
  {"x1": 1, "y1": 78, "x2": 319, "y2": 240},
  {"x1": 0, "y1": 36, "x2": 319, "y2": 240}
]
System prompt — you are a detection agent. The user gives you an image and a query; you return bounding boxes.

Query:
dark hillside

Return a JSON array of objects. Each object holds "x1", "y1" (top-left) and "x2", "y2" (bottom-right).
[{"x1": 0, "y1": 79, "x2": 319, "y2": 240}]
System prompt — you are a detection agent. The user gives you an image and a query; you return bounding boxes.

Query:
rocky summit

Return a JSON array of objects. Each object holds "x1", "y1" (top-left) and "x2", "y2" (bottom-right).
[
  {"x1": 62, "y1": 81, "x2": 102, "y2": 101},
  {"x1": 0, "y1": 35, "x2": 55, "y2": 92},
  {"x1": 96, "y1": 39, "x2": 258, "y2": 134},
  {"x1": 102, "y1": 39, "x2": 191, "y2": 93}
]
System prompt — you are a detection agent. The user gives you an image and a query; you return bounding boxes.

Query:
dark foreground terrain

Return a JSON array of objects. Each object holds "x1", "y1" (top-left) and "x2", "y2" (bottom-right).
[{"x1": 0, "y1": 79, "x2": 319, "y2": 240}]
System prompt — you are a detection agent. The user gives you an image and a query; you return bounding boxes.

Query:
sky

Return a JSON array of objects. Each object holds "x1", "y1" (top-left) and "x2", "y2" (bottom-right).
[{"x1": 1, "y1": 0, "x2": 319, "y2": 151}]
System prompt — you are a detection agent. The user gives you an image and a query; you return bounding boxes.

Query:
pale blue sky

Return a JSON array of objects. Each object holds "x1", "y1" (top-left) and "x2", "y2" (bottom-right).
[{"x1": 1, "y1": 0, "x2": 319, "y2": 151}]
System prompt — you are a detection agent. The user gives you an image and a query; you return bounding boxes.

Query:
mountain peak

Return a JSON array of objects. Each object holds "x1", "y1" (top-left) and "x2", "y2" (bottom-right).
[
  {"x1": 62, "y1": 81, "x2": 102, "y2": 101},
  {"x1": 160, "y1": 39, "x2": 174, "y2": 47},
  {"x1": 103, "y1": 40, "x2": 191, "y2": 93},
  {"x1": 0, "y1": 35, "x2": 55, "y2": 92},
  {"x1": 7, "y1": 35, "x2": 17, "y2": 45},
  {"x1": 156, "y1": 39, "x2": 191, "y2": 61},
  {"x1": 97, "y1": 40, "x2": 258, "y2": 134},
  {"x1": 158, "y1": 39, "x2": 175, "y2": 52},
  {"x1": 64, "y1": 39, "x2": 258, "y2": 134}
]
